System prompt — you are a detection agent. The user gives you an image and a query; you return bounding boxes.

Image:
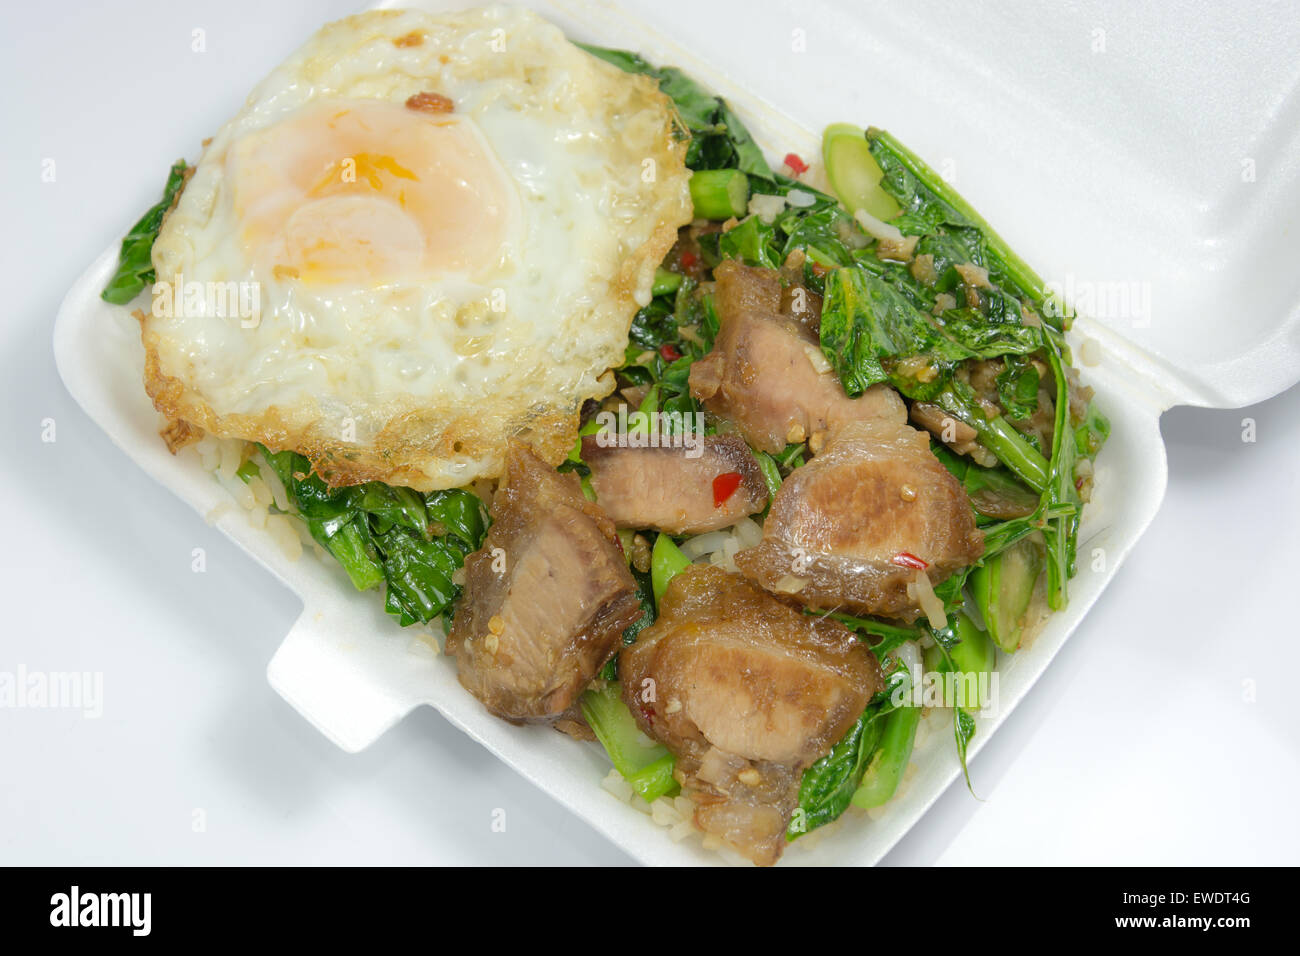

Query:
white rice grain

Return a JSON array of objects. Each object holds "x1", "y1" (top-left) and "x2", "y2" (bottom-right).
[
  {"x1": 668, "y1": 820, "x2": 696, "y2": 842},
  {"x1": 257, "y1": 458, "x2": 292, "y2": 513},
  {"x1": 216, "y1": 439, "x2": 242, "y2": 484},
  {"x1": 245, "y1": 504, "x2": 267, "y2": 530},
  {"x1": 650, "y1": 797, "x2": 681, "y2": 827},
  {"x1": 246, "y1": 474, "x2": 273, "y2": 508},
  {"x1": 265, "y1": 514, "x2": 303, "y2": 561},
  {"x1": 600, "y1": 769, "x2": 634, "y2": 804}
]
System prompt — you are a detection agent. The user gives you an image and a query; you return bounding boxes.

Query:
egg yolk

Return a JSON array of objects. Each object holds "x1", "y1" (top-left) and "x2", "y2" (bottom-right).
[{"x1": 226, "y1": 99, "x2": 515, "y2": 285}]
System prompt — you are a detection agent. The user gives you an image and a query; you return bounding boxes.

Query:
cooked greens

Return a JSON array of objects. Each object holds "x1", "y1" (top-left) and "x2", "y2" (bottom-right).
[
  {"x1": 792, "y1": 701, "x2": 886, "y2": 835},
  {"x1": 101, "y1": 160, "x2": 188, "y2": 305},
  {"x1": 819, "y1": 267, "x2": 1041, "y2": 401},
  {"x1": 581, "y1": 682, "x2": 679, "y2": 803},
  {"x1": 852, "y1": 701, "x2": 922, "y2": 810},
  {"x1": 650, "y1": 532, "x2": 691, "y2": 606},
  {"x1": 259, "y1": 447, "x2": 487, "y2": 627},
  {"x1": 689, "y1": 168, "x2": 751, "y2": 220},
  {"x1": 822, "y1": 122, "x2": 900, "y2": 221},
  {"x1": 970, "y1": 537, "x2": 1044, "y2": 652},
  {"x1": 578, "y1": 44, "x2": 773, "y2": 180},
  {"x1": 865, "y1": 128, "x2": 1067, "y2": 332},
  {"x1": 789, "y1": 651, "x2": 912, "y2": 837},
  {"x1": 817, "y1": 128, "x2": 1108, "y2": 619}
]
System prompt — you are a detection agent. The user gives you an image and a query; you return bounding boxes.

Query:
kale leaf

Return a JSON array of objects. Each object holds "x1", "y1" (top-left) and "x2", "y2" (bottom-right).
[{"x1": 101, "y1": 160, "x2": 189, "y2": 305}]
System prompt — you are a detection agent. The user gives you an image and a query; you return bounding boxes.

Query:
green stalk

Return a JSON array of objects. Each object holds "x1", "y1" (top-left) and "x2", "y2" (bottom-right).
[
  {"x1": 822, "y1": 123, "x2": 901, "y2": 221},
  {"x1": 650, "y1": 533, "x2": 691, "y2": 606},
  {"x1": 935, "y1": 386, "x2": 1049, "y2": 493},
  {"x1": 689, "y1": 168, "x2": 750, "y2": 220},
  {"x1": 625, "y1": 754, "x2": 678, "y2": 800},
  {"x1": 946, "y1": 613, "x2": 996, "y2": 709},
  {"x1": 852, "y1": 704, "x2": 922, "y2": 808},
  {"x1": 822, "y1": 611, "x2": 924, "y2": 657},
  {"x1": 1041, "y1": 334, "x2": 1081, "y2": 610},
  {"x1": 629, "y1": 385, "x2": 660, "y2": 435},
  {"x1": 581, "y1": 684, "x2": 678, "y2": 802},
  {"x1": 651, "y1": 267, "x2": 683, "y2": 298},
  {"x1": 970, "y1": 536, "x2": 1044, "y2": 653}
]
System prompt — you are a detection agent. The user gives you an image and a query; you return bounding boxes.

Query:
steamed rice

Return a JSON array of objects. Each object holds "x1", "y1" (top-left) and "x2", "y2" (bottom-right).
[{"x1": 185, "y1": 432, "x2": 318, "y2": 562}]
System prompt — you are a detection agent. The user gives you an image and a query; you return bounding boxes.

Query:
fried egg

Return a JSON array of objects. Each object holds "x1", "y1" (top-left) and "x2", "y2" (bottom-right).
[{"x1": 145, "y1": 6, "x2": 691, "y2": 489}]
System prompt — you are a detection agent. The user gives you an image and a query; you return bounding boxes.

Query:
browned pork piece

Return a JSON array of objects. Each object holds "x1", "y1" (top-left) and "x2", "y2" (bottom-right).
[
  {"x1": 446, "y1": 443, "x2": 641, "y2": 722},
  {"x1": 713, "y1": 257, "x2": 782, "y2": 314},
  {"x1": 581, "y1": 433, "x2": 768, "y2": 535},
  {"x1": 713, "y1": 254, "x2": 821, "y2": 333},
  {"x1": 620, "y1": 565, "x2": 881, "y2": 866},
  {"x1": 689, "y1": 261, "x2": 905, "y2": 454},
  {"x1": 735, "y1": 419, "x2": 984, "y2": 620}
]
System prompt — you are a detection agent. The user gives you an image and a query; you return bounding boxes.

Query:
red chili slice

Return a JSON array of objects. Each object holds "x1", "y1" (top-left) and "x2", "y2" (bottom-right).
[
  {"x1": 713, "y1": 472, "x2": 743, "y2": 508},
  {"x1": 659, "y1": 343, "x2": 682, "y2": 361},
  {"x1": 892, "y1": 551, "x2": 929, "y2": 570},
  {"x1": 783, "y1": 152, "x2": 809, "y2": 175},
  {"x1": 679, "y1": 250, "x2": 699, "y2": 269}
]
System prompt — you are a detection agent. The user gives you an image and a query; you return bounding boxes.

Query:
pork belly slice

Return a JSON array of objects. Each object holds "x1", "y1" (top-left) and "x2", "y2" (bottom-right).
[
  {"x1": 735, "y1": 419, "x2": 984, "y2": 620},
  {"x1": 620, "y1": 565, "x2": 881, "y2": 866},
  {"x1": 714, "y1": 256, "x2": 823, "y2": 335},
  {"x1": 581, "y1": 433, "x2": 768, "y2": 535},
  {"x1": 689, "y1": 262, "x2": 904, "y2": 454},
  {"x1": 446, "y1": 443, "x2": 641, "y2": 723}
]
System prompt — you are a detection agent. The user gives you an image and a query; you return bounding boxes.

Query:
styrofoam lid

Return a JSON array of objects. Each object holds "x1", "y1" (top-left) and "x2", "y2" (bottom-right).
[{"x1": 581, "y1": 0, "x2": 1300, "y2": 409}]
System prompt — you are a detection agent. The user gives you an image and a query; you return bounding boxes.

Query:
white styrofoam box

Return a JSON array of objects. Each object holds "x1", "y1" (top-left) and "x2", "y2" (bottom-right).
[{"x1": 52, "y1": 0, "x2": 1300, "y2": 864}]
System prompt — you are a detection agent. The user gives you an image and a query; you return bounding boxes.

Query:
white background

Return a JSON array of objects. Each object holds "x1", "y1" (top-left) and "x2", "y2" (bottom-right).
[{"x1": 2, "y1": 0, "x2": 1297, "y2": 865}]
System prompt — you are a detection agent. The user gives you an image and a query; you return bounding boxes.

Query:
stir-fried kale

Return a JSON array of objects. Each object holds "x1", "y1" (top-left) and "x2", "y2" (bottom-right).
[
  {"x1": 259, "y1": 447, "x2": 487, "y2": 627},
  {"x1": 620, "y1": 267, "x2": 719, "y2": 432},
  {"x1": 578, "y1": 44, "x2": 773, "y2": 180},
  {"x1": 789, "y1": 699, "x2": 887, "y2": 838},
  {"x1": 819, "y1": 267, "x2": 1041, "y2": 401},
  {"x1": 1038, "y1": 335, "x2": 1082, "y2": 610},
  {"x1": 101, "y1": 160, "x2": 189, "y2": 304},
  {"x1": 923, "y1": 618, "x2": 990, "y2": 794},
  {"x1": 787, "y1": 650, "x2": 915, "y2": 839},
  {"x1": 866, "y1": 128, "x2": 1067, "y2": 333},
  {"x1": 588, "y1": 535, "x2": 687, "y2": 798},
  {"x1": 996, "y1": 355, "x2": 1041, "y2": 420}
]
